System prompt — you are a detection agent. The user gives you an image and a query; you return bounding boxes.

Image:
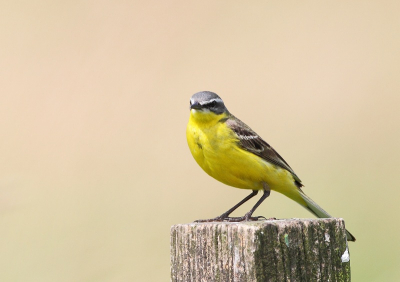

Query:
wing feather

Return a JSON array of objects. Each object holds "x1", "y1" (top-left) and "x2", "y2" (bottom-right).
[{"x1": 225, "y1": 116, "x2": 302, "y2": 185}]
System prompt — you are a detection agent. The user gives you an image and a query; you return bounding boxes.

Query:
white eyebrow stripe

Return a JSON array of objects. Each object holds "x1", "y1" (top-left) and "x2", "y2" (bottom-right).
[
  {"x1": 237, "y1": 134, "x2": 258, "y2": 140},
  {"x1": 200, "y1": 98, "x2": 223, "y2": 105}
]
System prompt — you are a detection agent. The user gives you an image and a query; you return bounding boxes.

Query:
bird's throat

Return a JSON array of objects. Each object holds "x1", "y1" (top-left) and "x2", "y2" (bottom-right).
[{"x1": 190, "y1": 109, "x2": 228, "y2": 125}]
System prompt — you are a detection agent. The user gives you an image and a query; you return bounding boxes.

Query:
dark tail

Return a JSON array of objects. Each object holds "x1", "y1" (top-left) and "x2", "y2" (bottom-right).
[{"x1": 299, "y1": 190, "x2": 356, "y2": 242}]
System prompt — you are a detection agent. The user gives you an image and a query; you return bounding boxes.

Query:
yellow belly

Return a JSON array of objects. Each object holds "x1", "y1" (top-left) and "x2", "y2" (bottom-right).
[{"x1": 186, "y1": 114, "x2": 298, "y2": 195}]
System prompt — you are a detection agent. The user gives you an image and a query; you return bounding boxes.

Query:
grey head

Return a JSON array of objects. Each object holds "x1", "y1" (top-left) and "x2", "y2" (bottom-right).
[{"x1": 189, "y1": 91, "x2": 228, "y2": 115}]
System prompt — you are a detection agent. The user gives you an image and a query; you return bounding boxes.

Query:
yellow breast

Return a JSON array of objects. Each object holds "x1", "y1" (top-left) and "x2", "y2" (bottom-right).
[{"x1": 187, "y1": 110, "x2": 293, "y2": 191}]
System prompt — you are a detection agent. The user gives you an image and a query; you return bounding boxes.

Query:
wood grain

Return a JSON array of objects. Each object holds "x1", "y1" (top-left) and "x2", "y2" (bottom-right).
[{"x1": 171, "y1": 218, "x2": 351, "y2": 282}]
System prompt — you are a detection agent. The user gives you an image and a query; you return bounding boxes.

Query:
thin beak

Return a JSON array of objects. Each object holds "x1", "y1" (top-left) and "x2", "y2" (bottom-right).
[{"x1": 190, "y1": 101, "x2": 202, "y2": 110}]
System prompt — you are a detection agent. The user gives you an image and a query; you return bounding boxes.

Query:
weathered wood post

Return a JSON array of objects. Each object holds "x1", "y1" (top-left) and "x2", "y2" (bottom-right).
[{"x1": 171, "y1": 218, "x2": 351, "y2": 281}]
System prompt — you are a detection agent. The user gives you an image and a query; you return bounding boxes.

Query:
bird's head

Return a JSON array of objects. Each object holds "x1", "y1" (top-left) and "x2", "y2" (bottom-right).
[{"x1": 189, "y1": 91, "x2": 229, "y2": 122}]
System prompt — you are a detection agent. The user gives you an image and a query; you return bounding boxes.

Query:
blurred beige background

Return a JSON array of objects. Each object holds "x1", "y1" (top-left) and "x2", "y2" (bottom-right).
[{"x1": 1, "y1": 1, "x2": 399, "y2": 281}]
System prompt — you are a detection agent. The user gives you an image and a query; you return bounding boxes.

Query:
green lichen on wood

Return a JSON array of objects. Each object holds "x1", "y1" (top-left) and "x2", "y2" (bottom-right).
[{"x1": 171, "y1": 219, "x2": 351, "y2": 282}]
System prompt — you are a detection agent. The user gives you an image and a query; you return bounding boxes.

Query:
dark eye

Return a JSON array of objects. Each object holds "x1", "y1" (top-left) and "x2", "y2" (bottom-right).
[{"x1": 210, "y1": 101, "x2": 217, "y2": 107}]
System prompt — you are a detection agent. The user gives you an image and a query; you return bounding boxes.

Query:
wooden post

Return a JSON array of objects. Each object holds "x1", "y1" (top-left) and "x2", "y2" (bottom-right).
[{"x1": 170, "y1": 218, "x2": 351, "y2": 282}]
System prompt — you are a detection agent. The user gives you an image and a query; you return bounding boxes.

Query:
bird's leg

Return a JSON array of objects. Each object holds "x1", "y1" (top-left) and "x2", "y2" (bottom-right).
[
  {"x1": 226, "y1": 183, "x2": 271, "y2": 222},
  {"x1": 194, "y1": 190, "x2": 259, "y2": 222}
]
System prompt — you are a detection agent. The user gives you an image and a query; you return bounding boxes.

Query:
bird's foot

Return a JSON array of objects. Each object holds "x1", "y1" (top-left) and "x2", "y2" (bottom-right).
[
  {"x1": 224, "y1": 216, "x2": 264, "y2": 222},
  {"x1": 194, "y1": 212, "x2": 230, "y2": 223},
  {"x1": 194, "y1": 213, "x2": 274, "y2": 223},
  {"x1": 224, "y1": 212, "x2": 266, "y2": 222}
]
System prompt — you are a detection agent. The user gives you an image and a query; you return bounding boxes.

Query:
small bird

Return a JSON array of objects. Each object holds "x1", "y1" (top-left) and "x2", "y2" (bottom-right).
[{"x1": 186, "y1": 91, "x2": 356, "y2": 242}]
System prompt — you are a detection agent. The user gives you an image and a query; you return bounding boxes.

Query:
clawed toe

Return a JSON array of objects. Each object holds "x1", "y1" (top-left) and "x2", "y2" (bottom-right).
[
  {"x1": 195, "y1": 218, "x2": 222, "y2": 223},
  {"x1": 195, "y1": 215, "x2": 276, "y2": 223},
  {"x1": 223, "y1": 215, "x2": 263, "y2": 222},
  {"x1": 194, "y1": 214, "x2": 228, "y2": 223}
]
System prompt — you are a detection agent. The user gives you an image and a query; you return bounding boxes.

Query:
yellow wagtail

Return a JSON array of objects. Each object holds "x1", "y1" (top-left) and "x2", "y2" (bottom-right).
[{"x1": 186, "y1": 91, "x2": 356, "y2": 242}]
